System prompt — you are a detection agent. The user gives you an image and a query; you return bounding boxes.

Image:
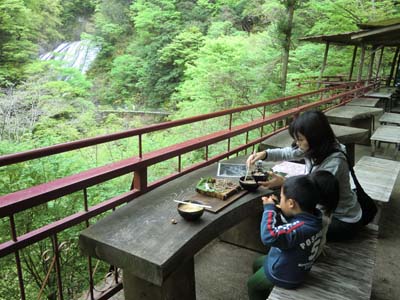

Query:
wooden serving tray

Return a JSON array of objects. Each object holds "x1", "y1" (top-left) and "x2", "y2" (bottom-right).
[{"x1": 186, "y1": 189, "x2": 248, "y2": 213}]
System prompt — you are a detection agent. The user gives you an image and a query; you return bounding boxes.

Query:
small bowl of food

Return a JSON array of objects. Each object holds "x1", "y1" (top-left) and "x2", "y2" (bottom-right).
[
  {"x1": 239, "y1": 176, "x2": 259, "y2": 192},
  {"x1": 251, "y1": 171, "x2": 269, "y2": 182},
  {"x1": 177, "y1": 200, "x2": 205, "y2": 221}
]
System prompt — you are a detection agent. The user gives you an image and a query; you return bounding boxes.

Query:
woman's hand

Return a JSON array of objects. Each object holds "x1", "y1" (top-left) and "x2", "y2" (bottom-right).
[
  {"x1": 258, "y1": 171, "x2": 285, "y2": 189},
  {"x1": 246, "y1": 151, "x2": 266, "y2": 167},
  {"x1": 262, "y1": 195, "x2": 277, "y2": 205}
]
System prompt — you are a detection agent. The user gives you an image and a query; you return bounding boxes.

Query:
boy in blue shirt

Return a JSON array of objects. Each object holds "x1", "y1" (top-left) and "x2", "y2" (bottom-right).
[{"x1": 248, "y1": 173, "x2": 338, "y2": 300}]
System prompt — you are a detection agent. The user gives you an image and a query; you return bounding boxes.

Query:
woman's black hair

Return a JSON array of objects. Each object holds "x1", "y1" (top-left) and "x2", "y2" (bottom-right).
[
  {"x1": 282, "y1": 175, "x2": 318, "y2": 213},
  {"x1": 289, "y1": 110, "x2": 339, "y2": 164},
  {"x1": 309, "y1": 170, "x2": 339, "y2": 215},
  {"x1": 282, "y1": 171, "x2": 339, "y2": 215}
]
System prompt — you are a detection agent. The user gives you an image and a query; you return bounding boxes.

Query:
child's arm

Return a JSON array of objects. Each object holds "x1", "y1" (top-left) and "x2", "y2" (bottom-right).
[{"x1": 260, "y1": 202, "x2": 304, "y2": 249}]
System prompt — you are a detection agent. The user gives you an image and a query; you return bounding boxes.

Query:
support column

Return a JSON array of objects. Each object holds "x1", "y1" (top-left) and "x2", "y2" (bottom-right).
[
  {"x1": 375, "y1": 47, "x2": 384, "y2": 83},
  {"x1": 318, "y1": 41, "x2": 330, "y2": 88},
  {"x1": 393, "y1": 48, "x2": 400, "y2": 86},
  {"x1": 348, "y1": 45, "x2": 358, "y2": 81},
  {"x1": 123, "y1": 258, "x2": 196, "y2": 300},
  {"x1": 357, "y1": 45, "x2": 366, "y2": 82},
  {"x1": 388, "y1": 47, "x2": 399, "y2": 86},
  {"x1": 367, "y1": 46, "x2": 377, "y2": 84}
]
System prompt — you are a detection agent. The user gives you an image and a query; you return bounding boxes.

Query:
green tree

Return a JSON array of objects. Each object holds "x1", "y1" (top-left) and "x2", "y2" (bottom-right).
[
  {"x1": 172, "y1": 33, "x2": 281, "y2": 118},
  {"x1": 25, "y1": 0, "x2": 62, "y2": 46},
  {"x1": 58, "y1": 0, "x2": 96, "y2": 40},
  {"x1": 0, "y1": 0, "x2": 37, "y2": 85}
]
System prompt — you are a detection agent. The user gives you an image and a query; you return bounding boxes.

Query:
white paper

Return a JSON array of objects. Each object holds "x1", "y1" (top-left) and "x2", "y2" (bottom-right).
[{"x1": 272, "y1": 161, "x2": 306, "y2": 177}]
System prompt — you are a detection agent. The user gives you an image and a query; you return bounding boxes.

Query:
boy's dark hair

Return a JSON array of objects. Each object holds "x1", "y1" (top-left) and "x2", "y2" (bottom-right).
[
  {"x1": 309, "y1": 170, "x2": 339, "y2": 215},
  {"x1": 283, "y1": 171, "x2": 339, "y2": 214},
  {"x1": 289, "y1": 110, "x2": 339, "y2": 164},
  {"x1": 282, "y1": 175, "x2": 319, "y2": 213}
]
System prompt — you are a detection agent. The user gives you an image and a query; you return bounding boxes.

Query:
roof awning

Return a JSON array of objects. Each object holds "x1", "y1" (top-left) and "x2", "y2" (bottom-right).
[{"x1": 300, "y1": 19, "x2": 400, "y2": 47}]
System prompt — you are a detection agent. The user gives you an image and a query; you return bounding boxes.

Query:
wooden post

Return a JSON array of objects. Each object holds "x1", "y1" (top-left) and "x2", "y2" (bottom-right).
[
  {"x1": 357, "y1": 45, "x2": 366, "y2": 82},
  {"x1": 393, "y1": 47, "x2": 400, "y2": 86},
  {"x1": 348, "y1": 45, "x2": 358, "y2": 81},
  {"x1": 389, "y1": 47, "x2": 400, "y2": 86},
  {"x1": 318, "y1": 41, "x2": 330, "y2": 88},
  {"x1": 367, "y1": 46, "x2": 377, "y2": 84},
  {"x1": 375, "y1": 47, "x2": 384, "y2": 84}
]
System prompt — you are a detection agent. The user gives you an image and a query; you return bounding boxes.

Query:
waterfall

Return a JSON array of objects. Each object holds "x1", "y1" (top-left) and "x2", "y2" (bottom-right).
[{"x1": 40, "y1": 40, "x2": 100, "y2": 73}]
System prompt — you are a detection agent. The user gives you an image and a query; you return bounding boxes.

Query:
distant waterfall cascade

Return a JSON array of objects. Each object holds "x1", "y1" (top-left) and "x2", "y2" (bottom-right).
[{"x1": 40, "y1": 40, "x2": 100, "y2": 73}]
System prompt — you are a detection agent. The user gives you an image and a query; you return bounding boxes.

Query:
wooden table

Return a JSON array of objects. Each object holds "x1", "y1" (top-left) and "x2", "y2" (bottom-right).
[
  {"x1": 379, "y1": 112, "x2": 400, "y2": 125},
  {"x1": 347, "y1": 97, "x2": 381, "y2": 107},
  {"x1": 354, "y1": 156, "x2": 400, "y2": 203},
  {"x1": 325, "y1": 106, "x2": 383, "y2": 128},
  {"x1": 325, "y1": 107, "x2": 383, "y2": 145},
  {"x1": 370, "y1": 125, "x2": 400, "y2": 159},
  {"x1": 79, "y1": 156, "x2": 275, "y2": 300},
  {"x1": 259, "y1": 124, "x2": 369, "y2": 166},
  {"x1": 365, "y1": 88, "x2": 395, "y2": 111}
]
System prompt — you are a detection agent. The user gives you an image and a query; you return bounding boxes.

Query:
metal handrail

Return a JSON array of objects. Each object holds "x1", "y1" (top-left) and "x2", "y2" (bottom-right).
[{"x1": 0, "y1": 82, "x2": 359, "y2": 167}]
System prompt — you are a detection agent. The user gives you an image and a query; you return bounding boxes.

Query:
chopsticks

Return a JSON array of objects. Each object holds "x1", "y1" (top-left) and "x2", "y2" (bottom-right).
[
  {"x1": 244, "y1": 150, "x2": 256, "y2": 181},
  {"x1": 173, "y1": 200, "x2": 212, "y2": 209}
]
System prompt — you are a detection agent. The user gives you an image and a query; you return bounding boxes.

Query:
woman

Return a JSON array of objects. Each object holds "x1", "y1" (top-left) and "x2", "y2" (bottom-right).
[{"x1": 247, "y1": 110, "x2": 362, "y2": 241}]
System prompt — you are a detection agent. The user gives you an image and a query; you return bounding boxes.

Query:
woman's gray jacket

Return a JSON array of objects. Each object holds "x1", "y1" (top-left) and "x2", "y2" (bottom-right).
[{"x1": 265, "y1": 146, "x2": 362, "y2": 223}]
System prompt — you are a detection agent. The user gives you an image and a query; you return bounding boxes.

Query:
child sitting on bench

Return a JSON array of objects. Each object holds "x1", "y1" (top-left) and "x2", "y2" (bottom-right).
[{"x1": 247, "y1": 172, "x2": 339, "y2": 300}]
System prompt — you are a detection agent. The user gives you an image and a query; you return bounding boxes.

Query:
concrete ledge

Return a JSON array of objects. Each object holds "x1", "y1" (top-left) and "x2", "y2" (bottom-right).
[{"x1": 79, "y1": 157, "x2": 275, "y2": 300}]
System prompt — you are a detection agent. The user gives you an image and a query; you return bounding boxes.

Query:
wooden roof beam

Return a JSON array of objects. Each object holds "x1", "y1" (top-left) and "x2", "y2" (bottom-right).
[{"x1": 351, "y1": 24, "x2": 400, "y2": 40}]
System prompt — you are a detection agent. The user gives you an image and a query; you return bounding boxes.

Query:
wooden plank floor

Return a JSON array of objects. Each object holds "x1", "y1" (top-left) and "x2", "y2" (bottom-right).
[{"x1": 268, "y1": 225, "x2": 378, "y2": 300}]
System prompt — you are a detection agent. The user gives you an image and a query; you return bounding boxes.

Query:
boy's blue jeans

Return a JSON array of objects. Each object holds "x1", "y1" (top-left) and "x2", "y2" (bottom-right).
[{"x1": 247, "y1": 255, "x2": 274, "y2": 300}]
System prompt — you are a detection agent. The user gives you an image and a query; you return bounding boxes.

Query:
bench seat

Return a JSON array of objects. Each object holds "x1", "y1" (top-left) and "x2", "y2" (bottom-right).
[{"x1": 268, "y1": 224, "x2": 379, "y2": 300}]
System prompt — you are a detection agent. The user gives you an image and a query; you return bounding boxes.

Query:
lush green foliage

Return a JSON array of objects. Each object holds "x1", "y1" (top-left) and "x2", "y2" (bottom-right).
[{"x1": 1, "y1": 1, "x2": 400, "y2": 299}]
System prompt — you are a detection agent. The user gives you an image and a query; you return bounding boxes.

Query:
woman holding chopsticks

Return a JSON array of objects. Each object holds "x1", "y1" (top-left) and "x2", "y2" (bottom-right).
[{"x1": 246, "y1": 110, "x2": 363, "y2": 241}]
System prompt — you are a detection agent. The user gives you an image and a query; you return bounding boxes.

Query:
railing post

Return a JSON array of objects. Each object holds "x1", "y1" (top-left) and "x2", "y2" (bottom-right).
[
  {"x1": 52, "y1": 234, "x2": 64, "y2": 300},
  {"x1": 133, "y1": 168, "x2": 148, "y2": 192},
  {"x1": 10, "y1": 215, "x2": 26, "y2": 300},
  {"x1": 138, "y1": 134, "x2": 143, "y2": 158}
]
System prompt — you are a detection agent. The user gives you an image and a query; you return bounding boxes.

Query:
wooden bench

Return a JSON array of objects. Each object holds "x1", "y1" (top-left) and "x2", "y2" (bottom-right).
[
  {"x1": 379, "y1": 112, "x2": 400, "y2": 126},
  {"x1": 370, "y1": 125, "x2": 400, "y2": 159},
  {"x1": 268, "y1": 224, "x2": 379, "y2": 300},
  {"x1": 79, "y1": 156, "x2": 276, "y2": 300},
  {"x1": 268, "y1": 156, "x2": 400, "y2": 300}
]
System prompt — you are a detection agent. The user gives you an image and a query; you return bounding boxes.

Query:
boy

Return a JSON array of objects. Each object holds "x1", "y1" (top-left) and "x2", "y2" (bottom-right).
[{"x1": 247, "y1": 174, "x2": 330, "y2": 300}]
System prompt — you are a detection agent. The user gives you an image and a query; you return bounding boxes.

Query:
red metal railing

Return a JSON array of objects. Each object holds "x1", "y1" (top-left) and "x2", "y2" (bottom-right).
[{"x1": 0, "y1": 81, "x2": 375, "y2": 300}]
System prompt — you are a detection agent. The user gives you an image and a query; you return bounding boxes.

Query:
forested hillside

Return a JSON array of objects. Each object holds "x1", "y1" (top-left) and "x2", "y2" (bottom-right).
[
  {"x1": 1, "y1": 1, "x2": 399, "y2": 299},
  {"x1": 1, "y1": 0, "x2": 398, "y2": 150}
]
